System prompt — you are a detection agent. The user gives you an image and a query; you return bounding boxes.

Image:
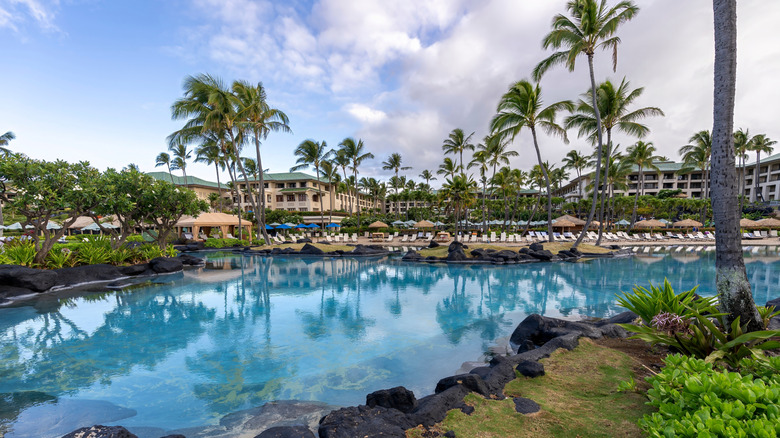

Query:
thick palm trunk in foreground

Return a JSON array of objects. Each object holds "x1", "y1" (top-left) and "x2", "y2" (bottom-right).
[{"x1": 711, "y1": 0, "x2": 761, "y2": 331}]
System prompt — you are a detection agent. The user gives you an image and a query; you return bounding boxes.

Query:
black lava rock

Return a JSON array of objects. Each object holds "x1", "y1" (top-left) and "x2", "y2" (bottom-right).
[
  {"x1": 0, "y1": 265, "x2": 57, "y2": 292},
  {"x1": 512, "y1": 397, "x2": 541, "y2": 414},
  {"x1": 61, "y1": 425, "x2": 138, "y2": 438},
  {"x1": 434, "y1": 374, "x2": 490, "y2": 397},
  {"x1": 518, "y1": 247, "x2": 530, "y2": 254},
  {"x1": 411, "y1": 385, "x2": 470, "y2": 428},
  {"x1": 515, "y1": 360, "x2": 545, "y2": 378},
  {"x1": 0, "y1": 285, "x2": 35, "y2": 298},
  {"x1": 54, "y1": 264, "x2": 123, "y2": 287},
  {"x1": 119, "y1": 263, "x2": 150, "y2": 276},
  {"x1": 495, "y1": 250, "x2": 520, "y2": 261},
  {"x1": 402, "y1": 250, "x2": 423, "y2": 261},
  {"x1": 366, "y1": 386, "x2": 418, "y2": 413},
  {"x1": 446, "y1": 249, "x2": 468, "y2": 262},
  {"x1": 447, "y1": 242, "x2": 468, "y2": 252},
  {"x1": 318, "y1": 405, "x2": 415, "y2": 438},
  {"x1": 529, "y1": 243, "x2": 544, "y2": 251},
  {"x1": 528, "y1": 250, "x2": 554, "y2": 261},
  {"x1": 299, "y1": 243, "x2": 325, "y2": 255},
  {"x1": 510, "y1": 314, "x2": 603, "y2": 353},
  {"x1": 428, "y1": 240, "x2": 440, "y2": 248},
  {"x1": 255, "y1": 426, "x2": 315, "y2": 438},
  {"x1": 766, "y1": 297, "x2": 780, "y2": 308},
  {"x1": 148, "y1": 257, "x2": 183, "y2": 274},
  {"x1": 177, "y1": 254, "x2": 205, "y2": 266}
]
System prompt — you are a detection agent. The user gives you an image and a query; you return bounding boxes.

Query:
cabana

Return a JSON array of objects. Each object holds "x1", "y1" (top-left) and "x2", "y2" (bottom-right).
[
  {"x1": 672, "y1": 219, "x2": 703, "y2": 228},
  {"x1": 176, "y1": 212, "x2": 252, "y2": 240},
  {"x1": 635, "y1": 219, "x2": 665, "y2": 228}
]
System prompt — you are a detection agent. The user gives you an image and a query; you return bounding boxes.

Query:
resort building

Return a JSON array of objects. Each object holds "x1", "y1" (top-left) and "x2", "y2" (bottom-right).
[
  {"x1": 147, "y1": 172, "x2": 231, "y2": 203},
  {"x1": 743, "y1": 152, "x2": 780, "y2": 203}
]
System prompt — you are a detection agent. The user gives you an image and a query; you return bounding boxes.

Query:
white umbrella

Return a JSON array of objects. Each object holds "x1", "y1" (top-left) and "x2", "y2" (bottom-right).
[{"x1": 6, "y1": 222, "x2": 23, "y2": 230}]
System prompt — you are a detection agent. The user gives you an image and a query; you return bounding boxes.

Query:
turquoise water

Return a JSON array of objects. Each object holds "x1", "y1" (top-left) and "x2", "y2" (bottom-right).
[{"x1": 1, "y1": 247, "x2": 779, "y2": 436}]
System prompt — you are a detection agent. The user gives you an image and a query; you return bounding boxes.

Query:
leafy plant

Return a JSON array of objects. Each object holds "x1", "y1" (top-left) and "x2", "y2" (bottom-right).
[
  {"x1": 46, "y1": 247, "x2": 75, "y2": 269},
  {"x1": 163, "y1": 246, "x2": 178, "y2": 258},
  {"x1": 108, "y1": 247, "x2": 133, "y2": 265},
  {"x1": 616, "y1": 279, "x2": 717, "y2": 325},
  {"x1": 616, "y1": 377, "x2": 638, "y2": 393},
  {"x1": 757, "y1": 305, "x2": 780, "y2": 329},
  {"x1": 3, "y1": 240, "x2": 37, "y2": 267},
  {"x1": 640, "y1": 354, "x2": 780, "y2": 438},
  {"x1": 76, "y1": 243, "x2": 111, "y2": 265},
  {"x1": 135, "y1": 244, "x2": 164, "y2": 262}
]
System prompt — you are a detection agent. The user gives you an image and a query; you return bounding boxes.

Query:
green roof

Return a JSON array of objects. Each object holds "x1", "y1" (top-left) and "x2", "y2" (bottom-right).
[
  {"x1": 260, "y1": 172, "x2": 330, "y2": 183},
  {"x1": 146, "y1": 172, "x2": 228, "y2": 189},
  {"x1": 746, "y1": 152, "x2": 780, "y2": 166},
  {"x1": 518, "y1": 189, "x2": 540, "y2": 194},
  {"x1": 279, "y1": 187, "x2": 315, "y2": 193}
]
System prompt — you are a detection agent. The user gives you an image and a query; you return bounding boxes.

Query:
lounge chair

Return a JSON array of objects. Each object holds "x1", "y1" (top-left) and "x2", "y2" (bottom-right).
[
  {"x1": 351, "y1": 234, "x2": 358, "y2": 243},
  {"x1": 400, "y1": 234, "x2": 409, "y2": 242},
  {"x1": 386, "y1": 234, "x2": 394, "y2": 242},
  {"x1": 334, "y1": 235, "x2": 341, "y2": 242},
  {"x1": 490, "y1": 232, "x2": 497, "y2": 242},
  {"x1": 409, "y1": 234, "x2": 417, "y2": 242},
  {"x1": 654, "y1": 233, "x2": 667, "y2": 240},
  {"x1": 500, "y1": 233, "x2": 507, "y2": 242},
  {"x1": 226, "y1": 233, "x2": 236, "y2": 239},
  {"x1": 326, "y1": 235, "x2": 333, "y2": 242}
]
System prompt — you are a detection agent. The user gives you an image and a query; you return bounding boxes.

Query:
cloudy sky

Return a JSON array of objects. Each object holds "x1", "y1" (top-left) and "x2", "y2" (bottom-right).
[{"x1": 2, "y1": 0, "x2": 778, "y2": 187}]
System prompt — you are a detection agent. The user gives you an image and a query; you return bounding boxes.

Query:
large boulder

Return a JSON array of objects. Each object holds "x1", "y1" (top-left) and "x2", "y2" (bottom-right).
[
  {"x1": 446, "y1": 248, "x2": 468, "y2": 262},
  {"x1": 447, "y1": 242, "x2": 468, "y2": 252},
  {"x1": 494, "y1": 250, "x2": 520, "y2": 262},
  {"x1": 0, "y1": 285, "x2": 35, "y2": 299},
  {"x1": 434, "y1": 374, "x2": 490, "y2": 397},
  {"x1": 510, "y1": 314, "x2": 603, "y2": 353},
  {"x1": 349, "y1": 245, "x2": 387, "y2": 256},
  {"x1": 410, "y1": 385, "x2": 470, "y2": 427},
  {"x1": 366, "y1": 386, "x2": 418, "y2": 413},
  {"x1": 54, "y1": 264, "x2": 124, "y2": 287},
  {"x1": 118, "y1": 263, "x2": 150, "y2": 276},
  {"x1": 255, "y1": 426, "x2": 315, "y2": 438},
  {"x1": 177, "y1": 254, "x2": 205, "y2": 266},
  {"x1": 61, "y1": 425, "x2": 137, "y2": 438},
  {"x1": 428, "y1": 240, "x2": 440, "y2": 248},
  {"x1": 318, "y1": 405, "x2": 415, "y2": 438},
  {"x1": 149, "y1": 257, "x2": 183, "y2": 274},
  {"x1": 0, "y1": 265, "x2": 57, "y2": 292},
  {"x1": 401, "y1": 250, "x2": 423, "y2": 261},
  {"x1": 513, "y1": 397, "x2": 541, "y2": 415},
  {"x1": 515, "y1": 360, "x2": 545, "y2": 378},
  {"x1": 299, "y1": 243, "x2": 325, "y2": 255},
  {"x1": 527, "y1": 250, "x2": 554, "y2": 261},
  {"x1": 529, "y1": 243, "x2": 544, "y2": 251}
]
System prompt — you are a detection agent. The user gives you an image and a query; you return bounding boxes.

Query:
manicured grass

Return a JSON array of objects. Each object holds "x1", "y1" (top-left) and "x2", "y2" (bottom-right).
[
  {"x1": 417, "y1": 242, "x2": 611, "y2": 259},
  {"x1": 250, "y1": 243, "x2": 355, "y2": 253},
  {"x1": 407, "y1": 339, "x2": 653, "y2": 438}
]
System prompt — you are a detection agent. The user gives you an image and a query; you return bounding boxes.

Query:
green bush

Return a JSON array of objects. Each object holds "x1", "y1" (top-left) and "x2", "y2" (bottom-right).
[
  {"x1": 46, "y1": 247, "x2": 75, "y2": 269},
  {"x1": 616, "y1": 279, "x2": 717, "y2": 325},
  {"x1": 640, "y1": 354, "x2": 780, "y2": 438},
  {"x1": 3, "y1": 240, "x2": 37, "y2": 267},
  {"x1": 135, "y1": 244, "x2": 165, "y2": 262},
  {"x1": 108, "y1": 247, "x2": 133, "y2": 265},
  {"x1": 76, "y1": 243, "x2": 111, "y2": 265},
  {"x1": 204, "y1": 238, "x2": 250, "y2": 248}
]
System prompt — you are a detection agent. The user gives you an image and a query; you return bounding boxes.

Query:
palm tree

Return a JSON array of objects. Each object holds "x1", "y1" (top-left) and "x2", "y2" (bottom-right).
[
  {"x1": 155, "y1": 152, "x2": 175, "y2": 183},
  {"x1": 562, "y1": 149, "x2": 588, "y2": 215},
  {"x1": 332, "y1": 150, "x2": 353, "y2": 213},
  {"x1": 195, "y1": 141, "x2": 226, "y2": 210},
  {"x1": 679, "y1": 130, "x2": 712, "y2": 200},
  {"x1": 291, "y1": 140, "x2": 330, "y2": 231},
  {"x1": 320, "y1": 160, "x2": 340, "y2": 223},
  {"x1": 440, "y1": 174, "x2": 477, "y2": 237},
  {"x1": 533, "y1": 0, "x2": 640, "y2": 248},
  {"x1": 233, "y1": 80, "x2": 291, "y2": 244},
  {"x1": 441, "y1": 128, "x2": 475, "y2": 172},
  {"x1": 437, "y1": 157, "x2": 461, "y2": 181},
  {"x1": 490, "y1": 80, "x2": 572, "y2": 243},
  {"x1": 479, "y1": 134, "x2": 518, "y2": 194},
  {"x1": 565, "y1": 78, "x2": 664, "y2": 243},
  {"x1": 468, "y1": 150, "x2": 490, "y2": 232},
  {"x1": 419, "y1": 169, "x2": 436, "y2": 189},
  {"x1": 169, "y1": 144, "x2": 191, "y2": 187},
  {"x1": 748, "y1": 134, "x2": 776, "y2": 203},
  {"x1": 0, "y1": 131, "x2": 14, "y2": 157},
  {"x1": 733, "y1": 128, "x2": 751, "y2": 211},
  {"x1": 626, "y1": 141, "x2": 662, "y2": 227},
  {"x1": 711, "y1": 0, "x2": 761, "y2": 331},
  {"x1": 339, "y1": 137, "x2": 374, "y2": 232},
  {"x1": 382, "y1": 152, "x2": 411, "y2": 219}
]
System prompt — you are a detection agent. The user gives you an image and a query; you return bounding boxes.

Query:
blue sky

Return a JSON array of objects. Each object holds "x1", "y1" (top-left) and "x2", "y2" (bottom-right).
[{"x1": 2, "y1": 0, "x2": 779, "y2": 188}]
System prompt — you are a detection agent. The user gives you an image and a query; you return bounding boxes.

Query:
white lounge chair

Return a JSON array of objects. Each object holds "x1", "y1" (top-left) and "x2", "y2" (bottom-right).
[{"x1": 400, "y1": 235, "x2": 409, "y2": 242}]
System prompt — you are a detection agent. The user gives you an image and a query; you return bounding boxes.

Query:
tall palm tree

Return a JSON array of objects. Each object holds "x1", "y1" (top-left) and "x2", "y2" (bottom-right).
[
  {"x1": 169, "y1": 144, "x2": 192, "y2": 187},
  {"x1": 339, "y1": 137, "x2": 374, "y2": 232},
  {"x1": 0, "y1": 131, "x2": 14, "y2": 157},
  {"x1": 382, "y1": 152, "x2": 411, "y2": 219},
  {"x1": 711, "y1": 0, "x2": 760, "y2": 331},
  {"x1": 291, "y1": 140, "x2": 330, "y2": 230},
  {"x1": 748, "y1": 134, "x2": 776, "y2": 203},
  {"x1": 562, "y1": 149, "x2": 588, "y2": 215},
  {"x1": 331, "y1": 150, "x2": 353, "y2": 213},
  {"x1": 195, "y1": 141, "x2": 227, "y2": 210},
  {"x1": 565, "y1": 78, "x2": 664, "y2": 243},
  {"x1": 626, "y1": 141, "x2": 662, "y2": 227},
  {"x1": 490, "y1": 80, "x2": 572, "y2": 243},
  {"x1": 468, "y1": 150, "x2": 490, "y2": 232},
  {"x1": 440, "y1": 174, "x2": 477, "y2": 237},
  {"x1": 533, "y1": 0, "x2": 640, "y2": 248},
  {"x1": 437, "y1": 157, "x2": 461, "y2": 181},
  {"x1": 320, "y1": 160, "x2": 340, "y2": 223},
  {"x1": 441, "y1": 128, "x2": 475, "y2": 172},
  {"x1": 733, "y1": 128, "x2": 751, "y2": 211},
  {"x1": 233, "y1": 80, "x2": 291, "y2": 244},
  {"x1": 679, "y1": 130, "x2": 712, "y2": 200},
  {"x1": 479, "y1": 134, "x2": 518, "y2": 194},
  {"x1": 155, "y1": 152, "x2": 175, "y2": 183},
  {"x1": 419, "y1": 169, "x2": 436, "y2": 189}
]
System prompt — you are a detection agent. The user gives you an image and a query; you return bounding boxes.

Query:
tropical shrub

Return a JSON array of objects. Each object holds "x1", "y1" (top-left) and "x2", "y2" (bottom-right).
[
  {"x1": 3, "y1": 240, "x2": 37, "y2": 267},
  {"x1": 76, "y1": 243, "x2": 112, "y2": 265},
  {"x1": 163, "y1": 246, "x2": 178, "y2": 258},
  {"x1": 758, "y1": 306, "x2": 780, "y2": 329},
  {"x1": 46, "y1": 247, "x2": 75, "y2": 269},
  {"x1": 640, "y1": 354, "x2": 780, "y2": 438},
  {"x1": 615, "y1": 279, "x2": 718, "y2": 325},
  {"x1": 135, "y1": 244, "x2": 165, "y2": 262},
  {"x1": 107, "y1": 247, "x2": 133, "y2": 265},
  {"x1": 204, "y1": 238, "x2": 250, "y2": 248}
]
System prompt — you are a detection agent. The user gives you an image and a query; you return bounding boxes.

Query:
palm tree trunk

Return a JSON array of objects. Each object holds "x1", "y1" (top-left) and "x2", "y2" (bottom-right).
[
  {"x1": 596, "y1": 130, "x2": 612, "y2": 245},
  {"x1": 329, "y1": 182, "x2": 334, "y2": 224},
  {"x1": 531, "y1": 127, "x2": 553, "y2": 243},
  {"x1": 214, "y1": 163, "x2": 224, "y2": 212},
  {"x1": 521, "y1": 197, "x2": 540, "y2": 236},
  {"x1": 739, "y1": 156, "x2": 745, "y2": 212},
  {"x1": 225, "y1": 159, "x2": 242, "y2": 240},
  {"x1": 482, "y1": 180, "x2": 487, "y2": 233},
  {"x1": 631, "y1": 166, "x2": 642, "y2": 227},
  {"x1": 354, "y1": 170, "x2": 360, "y2": 235},
  {"x1": 167, "y1": 164, "x2": 174, "y2": 184},
  {"x1": 573, "y1": 53, "x2": 606, "y2": 250},
  {"x1": 755, "y1": 153, "x2": 762, "y2": 202},
  {"x1": 232, "y1": 149, "x2": 260, "y2": 241},
  {"x1": 711, "y1": 0, "x2": 761, "y2": 331},
  {"x1": 254, "y1": 137, "x2": 270, "y2": 244}
]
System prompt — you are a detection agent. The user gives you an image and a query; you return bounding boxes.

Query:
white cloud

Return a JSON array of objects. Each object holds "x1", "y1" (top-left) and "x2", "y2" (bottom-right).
[
  {"x1": 345, "y1": 103, "x2": 387, "y2": 124},
  {"x1": 0, "y1": 0, "x2": 60, "y2": 32}
]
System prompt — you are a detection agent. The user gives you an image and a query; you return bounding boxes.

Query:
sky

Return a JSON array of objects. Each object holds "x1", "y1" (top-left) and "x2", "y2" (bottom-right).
[{"x1": 2, "y1": 0, "x2": 779, "y2": 188}]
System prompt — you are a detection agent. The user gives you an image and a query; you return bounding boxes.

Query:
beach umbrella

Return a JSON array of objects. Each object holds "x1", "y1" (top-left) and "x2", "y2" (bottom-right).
[
  {"x1": 275, "y1": 224, "x2": 292, "y2": 229},
  {"x1": 368, "y1": 221, "x2": 389, "y2": 228},
  {"x1": 269, "y1": 222, "x2": 282, "y2": 227},
  {"x1": 554, "y1": 214, "x2": 585, "y2": 225},
  {"x1": 391, "y1": 220, "x2": 407, "y2": 226},
  {"x1": 739, "y1": 218, "x2": 758, "y2": 228},
  {"x1": 659, "y1": 218, "x2": 671, "y2": 224},
  {"x1": 326, "y1": 223, "x2": 341, "y2": 228},
  {"x1": 81, "y1": 222, "x2": 102, "y2": 231},
  {"x1": 284, "y1": 222, "x2": 296, "y2": 228},
  {"x1": 551, "y1": 219, "x2": 576, "y2": 228},
  {"x1": 414, "y1": 220, "x2": 435, "y2": 228},
  {"x1": 635, "y1": 219, "x2": 665, "y2": 228},
  {"x1": 673, "y1": 219, "x2": 703, "y2": 228},
  {"x1": 265, "y1": 224, "x2": 275, "y2": 230},
  {"x1": 100, "y1": 222, "x2": 119, "y2": 229},
  {"x1": 756, "y1": 217, "x2": 780, "y2": 227},
  {"x1": 306, "y1": 223, "x2": 320, "y2": 228},
  {"x1": 295, "y1": 223, "x2": 307, "y2": 228},
  {"x1": 433, "y1": 221, "x2": 445, "y2": 226},
  {"x1": 615, "y1": 219, "x2": 630, "y2": 226},
  {"x1": 587, "y1": 220, "x2": 601, "y2": 228},
  {"x1": 6, "y1": 223, "x2": 23, "y2": 230}
]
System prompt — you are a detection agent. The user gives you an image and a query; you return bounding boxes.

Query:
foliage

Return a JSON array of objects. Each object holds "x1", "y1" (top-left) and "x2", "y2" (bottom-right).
[
  {"x1": 657, "y1": 189, "x2": 683, "y2": 199},
  {"x1": 46, "y1": 247, "x2": 75, "y2": 269},
  {"x1": 135, "y1": 244, "x2": 165, "y2": 262},
  {"x1": 640, "y1": 354, "x2": 780, "y2": 438},
  {"x1": 204, "y1": 238, "x2": 251, "y2": 248},
  {"x1": 757, "y1": 306, "x2": 780, "y2": 330},
  {"x1": 76, "y1": 241, "x2": 112, "y2": 265},
  {"x1": 2, "y1": 240, "x2": 37, "y2": 267},
  {"x1": 615, "y1": 279, "x2": 716, "y2": 325}
]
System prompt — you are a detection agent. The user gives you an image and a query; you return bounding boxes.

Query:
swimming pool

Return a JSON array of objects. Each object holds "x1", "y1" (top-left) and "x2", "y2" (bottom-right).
[{"x1": 1, "y1": 247, "x2": 778, "y2": 436}]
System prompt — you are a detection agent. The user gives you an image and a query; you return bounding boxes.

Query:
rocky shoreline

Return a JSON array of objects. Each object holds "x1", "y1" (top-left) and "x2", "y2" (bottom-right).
[
  {"x1": 401, "y1": 241, "x2": 630, "y2": 264},
  {"x1": 0, "y1": 254, "x2": 204, "y2": 305}
]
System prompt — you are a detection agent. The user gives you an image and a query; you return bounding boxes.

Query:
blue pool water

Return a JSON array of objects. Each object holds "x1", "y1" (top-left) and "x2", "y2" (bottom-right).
[{"x1": 1, "y1": 247, "x2": 779, "y2": 436}]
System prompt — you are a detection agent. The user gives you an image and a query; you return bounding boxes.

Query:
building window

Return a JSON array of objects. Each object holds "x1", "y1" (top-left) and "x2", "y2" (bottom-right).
[
  {"x1": 313, "y1": 194, "x2": 319, "y2": 202},
  {"x1": 267, "y1": 195, "x2": 272, "y2": 202},
  {"x1": 287, "y1": 183, "x2": 297, "y2": 188},
  {"x1": 298, "y1": 194, "x2": 307, "y2": 201},
  {"x1": 277, "y1": 183, "x2": 285, "y2": 188},
  {"x1": 263, "y1": 183, "x2": 268, "y2": 188},
  {"x1": 300, "y1": 182, "x2": 307, "y2": 187},
  {"x1": 276, "y1": 195, "x2": 283, "y2": 202},
  {"x1": 287, "y1": 195, "x2": 295, "y2": 202}
]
